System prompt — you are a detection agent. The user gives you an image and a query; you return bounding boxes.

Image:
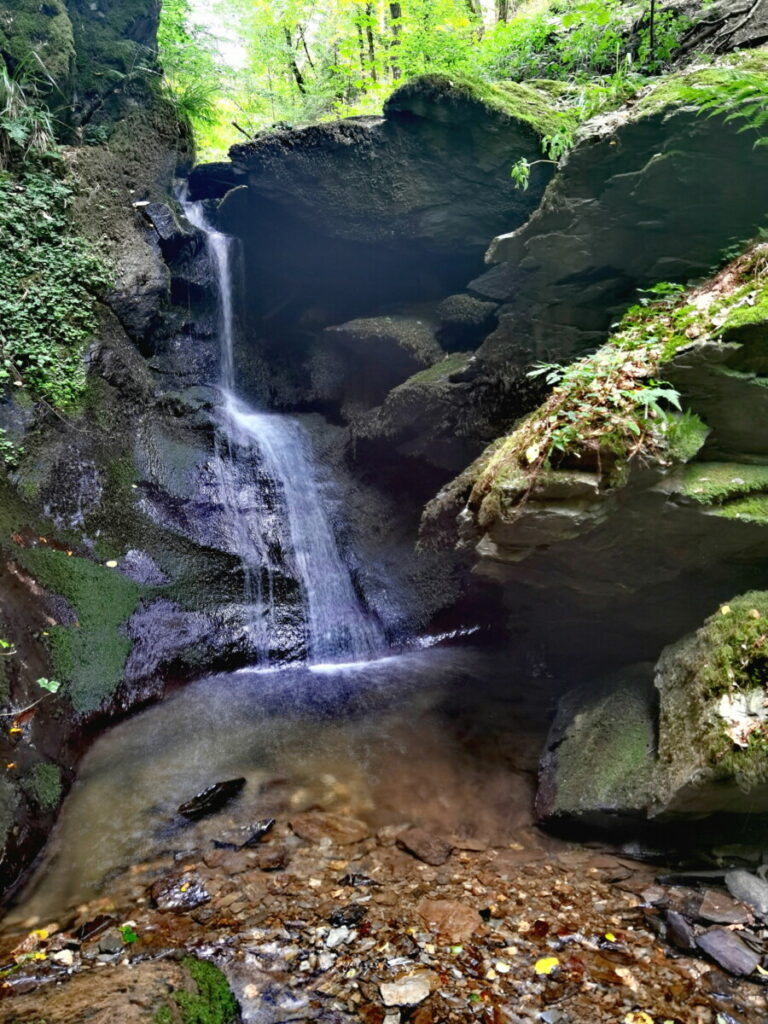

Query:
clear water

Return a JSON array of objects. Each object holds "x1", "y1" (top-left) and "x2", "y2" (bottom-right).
[
  {"x1": 5, "y1": 648, "x2": 549, "y2": 927},
  {"x1": 181, "y1": 195, "x2": 382, "y2": 663}
]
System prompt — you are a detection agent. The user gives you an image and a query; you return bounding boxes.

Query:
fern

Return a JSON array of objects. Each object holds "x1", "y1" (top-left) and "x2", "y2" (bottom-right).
[{"x1": 692, "y1": 71, "x2": 768, "y2": 147}]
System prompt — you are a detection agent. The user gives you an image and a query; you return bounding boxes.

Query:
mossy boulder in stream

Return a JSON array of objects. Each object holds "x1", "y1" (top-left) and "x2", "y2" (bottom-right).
[{"x1": 538, "y1": 593, "x2": 768, "y2": 829}]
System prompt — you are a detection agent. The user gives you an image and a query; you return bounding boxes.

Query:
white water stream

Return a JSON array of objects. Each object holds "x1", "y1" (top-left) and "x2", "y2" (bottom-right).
[{"x1": 182, "y1": 197, "x2": 382, "y2": 664}]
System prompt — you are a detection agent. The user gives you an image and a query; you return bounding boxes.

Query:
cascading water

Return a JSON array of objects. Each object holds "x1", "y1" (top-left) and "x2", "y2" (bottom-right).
[{"x1": 182, "y1": 194, "x2": 382, "y2": 664}]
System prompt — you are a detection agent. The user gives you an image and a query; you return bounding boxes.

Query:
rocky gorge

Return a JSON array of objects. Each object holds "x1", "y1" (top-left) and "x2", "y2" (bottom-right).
[{"x1": 3, "y1": 0, "x2": 768, "y2": 1020}]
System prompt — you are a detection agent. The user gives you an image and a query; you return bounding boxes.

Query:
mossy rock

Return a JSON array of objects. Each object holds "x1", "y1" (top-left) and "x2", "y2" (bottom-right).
[
  {"x1": 653, "y1": 591, "x2": 768, "y2": 813},
  {"x1": 536, "y1": 665, "x2": 657, "y2": 829},
  {"x1": 0, "y1": 0, "x2": 75, "y2": 87}
]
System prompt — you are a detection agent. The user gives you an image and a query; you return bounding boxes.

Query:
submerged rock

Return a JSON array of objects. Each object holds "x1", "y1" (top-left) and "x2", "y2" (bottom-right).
[{"x1": 178, "y1": 778, "x2": 246, "y2": 820}]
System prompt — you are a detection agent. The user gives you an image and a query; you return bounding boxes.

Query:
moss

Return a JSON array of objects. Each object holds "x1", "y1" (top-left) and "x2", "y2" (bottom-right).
[
  {"x1": 398, "y1": 353, "x2": 470, "y2": 388},
  {"x1": 154, "y1": 958, "x2": 238, "y2": 1024},
  {"x1": 637, "y1": 52, "x2": 768, "y2": 118},
  {"x1": 677, "y1": 462, "x2": 768, "y2": 505},
  {"x1": 694, "y1": 591, "x2": 768, "y2": 700},
  {"x1": 0, "y1": 0, "x2": 75, "y2": 86},
  {"x1": 665, "y1": 411, "x2": 710, "y2": 462},
  {"x1": 22, "y1": 762, "x2": 62, "y2": 811},
  {"x1": 18, "y1": 548, "x2": 142, "y2": 714},
  {"x1": 0, "y1": 776, "x2": 19, "y2": 851},
  {"x1": 385, "y1": 73, "x2": 571, "y2": 139},
  {"x1": 720, "y1": 281, "x2": 768, "y2": 342},
  {"x1": 717, "y1": 494, "x2": 768, "y2": 524},
  {"x1": 551, "y1": 672, "x2": 655, "y2": 814}
]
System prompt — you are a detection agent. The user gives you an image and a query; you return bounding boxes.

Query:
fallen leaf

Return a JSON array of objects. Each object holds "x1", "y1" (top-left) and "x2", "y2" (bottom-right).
[{"x1": 534, "y1": 956, "x2": 559, "y2": 976}]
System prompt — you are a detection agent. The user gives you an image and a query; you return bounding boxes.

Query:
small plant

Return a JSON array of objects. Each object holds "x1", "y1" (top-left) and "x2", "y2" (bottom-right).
[
  {"x1": 0, "y1": 676, "x2": 61, "y2": 718},
  {"x1": 0, "y1": 64, "x2": 56, "y2": 170}
]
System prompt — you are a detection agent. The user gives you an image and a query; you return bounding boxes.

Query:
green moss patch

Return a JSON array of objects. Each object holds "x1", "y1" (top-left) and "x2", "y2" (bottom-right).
[
  {"x1": 385, "y1": 73, "x2": 571, "y2": 139},
  {"x1": 154, "y1": 958, "x2": 238, "y2": 1024},
  {"x1": 22, "y1": 761, "x2": 62, "y2": 811},
  {"x1": 677, "y1": 463, "x2": 768, "y2": 505},
  {"x1": 19, "y1": 548, "x2": 142, "y2": 714}
]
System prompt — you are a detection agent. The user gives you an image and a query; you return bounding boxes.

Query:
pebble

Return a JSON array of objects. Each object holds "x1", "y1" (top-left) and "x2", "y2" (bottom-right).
[
  {"x1": 326, "y1": 926, "x2": 351, "y2": 948},
  {"x1": 290, "y1": 812, "x2": 370, "y2": 845},
  {"x1": 416, "y1": 898, "x2": 483, "y2": 941},
  {"x1": 396, "y1": 828, "x2": 454, "y2": 866},
  {"x1": 380, "y1": 973, "x2": 431, "y2": 1007}
]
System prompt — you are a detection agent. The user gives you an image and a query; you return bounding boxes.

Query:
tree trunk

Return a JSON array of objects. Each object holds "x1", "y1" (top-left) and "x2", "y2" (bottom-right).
[
  {"x1": 496, "y1": 0, "x2": 509, "y2": 23},
  {"x1": 389, "y1": 1, "x2": 402, "y2": 79},
  {"x1": 283, "y1": 26, "x2": 306, "y2": 94},
  {"x1": 365, "y1": 3, "x2": 377, "y2": 83}
]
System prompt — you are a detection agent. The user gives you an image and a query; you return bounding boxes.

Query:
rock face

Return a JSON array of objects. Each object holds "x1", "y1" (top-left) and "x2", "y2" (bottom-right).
[
  {"x1": 473, "y1": 55, "x2": 768, "y2": 370},
  {"x1": 190, "y1": 76, "x2": 561, "y2": 408}
]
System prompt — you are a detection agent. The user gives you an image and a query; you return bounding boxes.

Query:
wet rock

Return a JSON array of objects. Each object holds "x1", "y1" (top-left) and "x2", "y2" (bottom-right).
[
  {"x1": 396, "y1": 827, "x2": 454, "y2": 866},
  {"x1": 665, "y1": 910, "x2": 697, "y2": 951},
  {"x1": 699, "y1": 889, "x2": 752, "y2": 926},
  {"x1": 290, "y1": 811, "x2": 370, "y2": 845},
  {"x1": 178, "y1": 778, "x2": 246, "y2": 820},
  {"x1": 416, "y1": 898, "x2": 483, "y2": 941},
  {"x1": 117, "y1": 549, "x2": 169, "y2": 586},
  {"x1": 380, "y1": 973, "x2": 431, "y2": 1007},
  {"x1": 725, "y1": 870, "x2": 768, "y2": 918},
  {"x1": 251, "y1": 844, "x2": 290, "y2": 872},
  {"x1": 150, "y1": 873, "x2": 210, "y2": 912},
  {"x1": 242, "y1": 818, "x2": 277, "y2": 847},
  {"x1": 696, "y1": 928, "x2": 760, "y2": 976},
  {"x1": 329, "y1": 904, "x2": 367, "y2": 927}
]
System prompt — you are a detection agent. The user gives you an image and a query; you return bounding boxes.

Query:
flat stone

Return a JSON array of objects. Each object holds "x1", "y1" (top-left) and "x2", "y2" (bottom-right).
[
  {"x1": 696, "y1": 928, "x2": 760, "y2": 976},
  {"x1": 290, "y1": 812, "x2": 370, "y2": 845},
  {"x1": 380, "y1": 973, "x2": 431, "y2": 1007},
  {"x1": 416, "y1": 898, "x2": 483, "y2": 941},
  {"x1": 698, "y1": 888, "x2": 751, "y2": 925},
  {"x1": 396, "y1": 828, "x2": 454, "y2": 866}
]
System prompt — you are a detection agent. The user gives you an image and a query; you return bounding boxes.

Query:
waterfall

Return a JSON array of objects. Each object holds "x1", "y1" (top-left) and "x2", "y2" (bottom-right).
[{"x1": 181, "y1": 194, "x2": 382, "y2": 664}]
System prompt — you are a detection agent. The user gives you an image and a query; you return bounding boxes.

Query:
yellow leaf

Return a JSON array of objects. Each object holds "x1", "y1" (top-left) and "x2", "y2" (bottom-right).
[
  {"x1": 720, "y1": 605, "x2": 732, "y2": 615},
  {"x1": 105, "y1": 560, "x2": 118, "y2": 569},
  {"x1": 624, "y1": 1013, "x2": 654, "y2": 1024},
  {"x1": 534, "y1": 957, "x2": 559, "y2": 976},
  {"x1": 604, "y1": 932, "x2": 617, "y2": 942}
]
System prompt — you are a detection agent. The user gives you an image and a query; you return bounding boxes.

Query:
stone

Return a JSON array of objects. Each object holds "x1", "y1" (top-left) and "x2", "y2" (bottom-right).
[
  {"x1": 396, "y1": 828, "x2": 454, "y2": 866},
  {"x1": 313, "y1": 315, "x2": 444, "y2": 414},
  {"x1": 416, "y1": 898, "x2": 483, "y2": 941},
  {"x1": 725, "y1": 870, "x2": 768, "y2": 918},
  {"x1": 150, "y1": 874, "x2": 210, "y2": 912},
  {"x1": 665, "y1": 910, "x2": 696, "y2": 951},
  {"x1": 436, "y1": 294, "x2": 499, "y2": 352},
  {"x1": 290, "y1": 812, "x2": 370, "y2": 845},
  {"x1": 698, "y1": 888, "x2": 752, "y2": 926},
  {"x1": 379, "y1": 974, "x2": 431, "y2": 1008},
  {"x1": 535, "y1": 666, "x2": 656, "y2": 829},
  {"x1": 177, "y1": 778, "x2": 246, "y2": 820},
  {"x1": 696, "y1": 928, "x2": 760, "y2": 976}
]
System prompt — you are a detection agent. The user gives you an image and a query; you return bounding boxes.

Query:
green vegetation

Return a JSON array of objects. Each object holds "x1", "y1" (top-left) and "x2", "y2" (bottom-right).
[
  {"x1": 158, "y1": 0, "x2": 696, "y2": 160},
  {"x1": 0, "y1": 169, "x2": 112, "y2": 409},
  {"x1": 22, "y1": 762, "x2": 62, "y2": 811},
  {"x1": 20, "y1": 548, "x2": 142, "y2": 714},
  {"x1": 154, "y1": 958, "x2": 238, "y2": 1024}
]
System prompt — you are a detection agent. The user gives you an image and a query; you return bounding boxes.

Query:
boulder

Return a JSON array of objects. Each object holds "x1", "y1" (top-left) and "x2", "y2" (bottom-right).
[
  {"x1": 436, "y1": 293, "x2": 499, "y2": 352},
  {"x1": 537, "y1": 594, "x2": 768, "y2": 828},
  {"x1": 226, "y1": 75, "x2": 561, "y2": 252},
  {"x1": 536, "y1": 666, "x2": 657, "y2": 830},
  {"x1": 311, "y1": 315, "x2": 444, "y2": 416}
]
